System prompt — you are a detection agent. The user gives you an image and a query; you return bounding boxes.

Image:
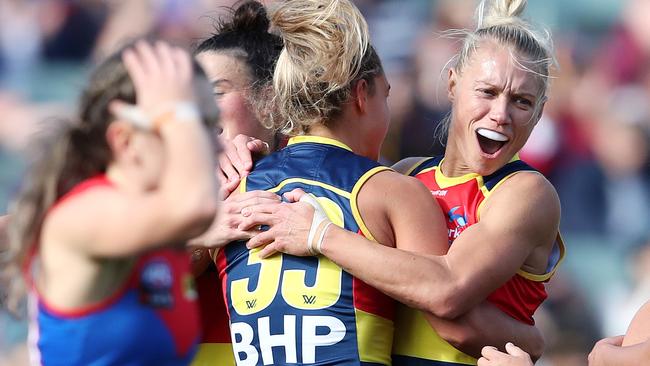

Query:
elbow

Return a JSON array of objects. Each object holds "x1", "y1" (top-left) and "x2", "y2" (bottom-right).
[
  {"x1": 177, "y1": 198, "x2": 218, "y2": 238},
  {"x1": 425, "y1": 285, "x2": 467, "y2": 320}
]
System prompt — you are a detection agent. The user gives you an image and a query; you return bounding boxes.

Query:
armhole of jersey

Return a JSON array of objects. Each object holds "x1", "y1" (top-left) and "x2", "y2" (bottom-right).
[
  {"x1": 517, "y1": 233, "x2": 565, "y2": 282},
  {"x1": 476, "y1": 170, "x2": 565, "y2": 282},
  {"x1": 350, "y1": 166, "x2": 392, "y2": 242},
  {"x1": 404, "y1": 157, "x2": 433, "y2": 176},
  {"x1": 476, "y1": 170, "x2": 542, "y2": 220}
]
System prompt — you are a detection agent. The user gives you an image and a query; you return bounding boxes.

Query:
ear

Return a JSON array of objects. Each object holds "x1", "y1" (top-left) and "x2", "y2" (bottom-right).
[
  {"x1": 447, "y1": 68, "x2": 457, "y2": 102},
  {"x1": 105, "y1": 121, "x2": 134, "y2": 160},
  {"x1": 353, "y1": 79, "x2": 370, "y2": 114}
]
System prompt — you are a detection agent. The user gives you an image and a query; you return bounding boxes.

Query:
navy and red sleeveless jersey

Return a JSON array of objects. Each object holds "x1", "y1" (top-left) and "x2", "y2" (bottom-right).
[
  {"x1": 216, "y1": 136, "x2": 395, "y2": 366},
  {"x1": 28, "y1": 175, "x2": 200, "y2": 366},
  {"x1": 192, "y1": 263, "x2": 235, "y2": 366},
  {"x1": 392, "y1": 156, "x2": 565, "y2": 365}
]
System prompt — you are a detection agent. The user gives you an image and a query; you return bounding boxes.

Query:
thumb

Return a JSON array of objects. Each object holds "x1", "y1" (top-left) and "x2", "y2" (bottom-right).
[
  {"x1": 505, "y1": 342, "x2": 527, "y2": 357},
  {"x1": 283, "y1": 188, "x2": 307, "y2": 203}
]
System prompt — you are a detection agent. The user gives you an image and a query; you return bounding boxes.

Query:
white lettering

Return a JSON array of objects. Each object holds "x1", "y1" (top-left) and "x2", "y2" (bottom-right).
[
  {"x1": 431, "y1": 190, "x2": 447, "y2": 197},
  {"x1": 231, "y1": 322, "x2": 259, "y2": 366},
  {"x1": 259, "y1": 315, "x2": 297, "y2": 365},
  {"x1": 301, "y1": 316, "x2": 346, "y2": 364}
]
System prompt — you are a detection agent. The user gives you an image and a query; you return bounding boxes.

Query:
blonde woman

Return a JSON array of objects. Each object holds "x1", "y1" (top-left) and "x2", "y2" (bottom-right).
[
  {"x1": 203, "y1": 0, "x2": 543, "y2": 365},
  {"x1": 242, "y1": 0, "x2": 561, "y2": 364}
]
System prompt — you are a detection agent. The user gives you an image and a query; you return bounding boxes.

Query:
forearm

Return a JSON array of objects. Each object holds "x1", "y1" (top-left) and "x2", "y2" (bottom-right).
[
  {"x1": 426, "y1": 303, "x2": 543, "y2": 360},
  {"x1": 321, "y1": 225, "x2": 460, "y2": 317},
  {"x1": 159, "y1": 119, "x2": 218, "y2": 234}
]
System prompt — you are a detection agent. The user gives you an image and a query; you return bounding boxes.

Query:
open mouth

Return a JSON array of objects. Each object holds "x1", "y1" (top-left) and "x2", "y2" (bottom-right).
[{"x1": 476, "y1": 128, "x2": 508, "y2": 155}]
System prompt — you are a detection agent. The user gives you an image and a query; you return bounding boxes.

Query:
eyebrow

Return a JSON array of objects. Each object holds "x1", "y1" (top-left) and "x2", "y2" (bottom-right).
[
  {"x1": 475, "y1": 80, "x2": 537, "y2": 99},
  {"x1": 210, "y1": 79, "x2": 233, "y2": 88}
]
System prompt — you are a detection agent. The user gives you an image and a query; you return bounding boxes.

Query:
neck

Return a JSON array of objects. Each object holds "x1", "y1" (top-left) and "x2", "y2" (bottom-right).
[
  {"x1": 441, "y1": 136, "x2": 472, "y2": 177},
  {"x1": 106, "y1": 164, "x2": 144, "y2": 194},
  {"x1": 307, "y1": 122, "x2": 376, "y2": 160}
]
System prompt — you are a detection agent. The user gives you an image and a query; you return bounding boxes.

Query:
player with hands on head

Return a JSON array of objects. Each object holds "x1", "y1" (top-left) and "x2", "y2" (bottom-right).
[{"x1": 4, "y1": 40, "x2": 219, "y2": 365}]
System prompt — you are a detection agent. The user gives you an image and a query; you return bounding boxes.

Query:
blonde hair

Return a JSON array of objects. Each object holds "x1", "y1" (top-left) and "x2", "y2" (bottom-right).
[
  {"x1": 434, "y1": 0, "x2": 556, "y2": 143},
  {"x1": 268, "y1": 0, "x2": 383, "y2": 135},
  {"x1": 457, "y1": 0, "x2": 555, "y2": 96}
]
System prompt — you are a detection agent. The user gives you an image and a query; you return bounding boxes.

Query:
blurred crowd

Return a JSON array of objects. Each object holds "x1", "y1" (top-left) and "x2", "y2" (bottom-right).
[{"x1": 1, "y1": 0, "x2": 650, "y2": 365}]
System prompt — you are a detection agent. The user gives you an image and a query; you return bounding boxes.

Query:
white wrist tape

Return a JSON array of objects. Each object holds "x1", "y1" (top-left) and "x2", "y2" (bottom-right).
[
  {"x1": 298, "y1": 193, "x2": 332, "y2": 255},
  {"x1": 115, "y1": 102, "x2": 201, "y2": 131}
]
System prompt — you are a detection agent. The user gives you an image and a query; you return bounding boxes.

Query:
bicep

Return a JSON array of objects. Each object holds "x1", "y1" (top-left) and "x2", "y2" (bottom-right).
[
  {"x1": 388, "y1": 177, "x2": 448, "y2": 255},
  {"x1": 443, "y1": 174, "x2": 560, "y2": 309},
  {"x1": 356, "y1": 172, "x2": 447, "y2": 255}
]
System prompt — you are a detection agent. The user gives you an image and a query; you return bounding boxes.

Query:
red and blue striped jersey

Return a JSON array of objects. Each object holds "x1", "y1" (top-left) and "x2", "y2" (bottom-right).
[
  {"x1": 392, "y1": 156, "x2": 565, "y2": 365},
  {"x1": 29, "y1": 176, "x2": 200, "y2": 366}
]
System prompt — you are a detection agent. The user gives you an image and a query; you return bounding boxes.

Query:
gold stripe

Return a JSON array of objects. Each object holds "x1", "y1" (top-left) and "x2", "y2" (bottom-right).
[
  {"x1": 434, "y1": 159, "x2": 480, "y2": 189},
  {"x1": 517, "y1": 233, "x2": 566, "y2": 282},
  {"x1": 350, "y1": 166, "x2": 392, "y2": 242},
  {"x1": 263, "y1": 178, "x2": 351, "y2": 198},
  {"x1": 239, "y1": 176, "x2": 247, "y2": 194},
  {"x1": 404, "y1": 157, "x2": 433, "y2": 176},
  {"x1": 191, "y1": 343, "x2": 236, "y2": 366},
  {"x1": 393, "y1": 306, "x2": 476, "y2": 364},
  {"x1": 355, "y1": 308, "x2": 394, "y2": 365},
  {"x1": 287, "y1": 135, "x2": 353, "y2": 151}
]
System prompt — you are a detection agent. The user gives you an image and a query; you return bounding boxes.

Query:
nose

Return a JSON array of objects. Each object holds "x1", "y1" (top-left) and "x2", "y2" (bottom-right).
[{"x1": 489, "y1": 95, "x2": 511, "y2": 126}]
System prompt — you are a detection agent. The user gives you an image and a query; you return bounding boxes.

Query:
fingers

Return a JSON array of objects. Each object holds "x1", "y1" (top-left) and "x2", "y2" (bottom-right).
[
  {"x1": 225, "y1": 191, "x2": 281, "y2": 212},
  {"x1": 241, "y1": 202, "x2": 283, "y2": 218},
  {"x1": 258, "y1": 242, "x2": 280, "y2": 259},
  {"x1": 505, "y1": 342, "x2": 529, "y2": 358},
  {"x1": 247, "y1": 139, "x2": 270, "y2": 154},
  {"x1": 222, "y1": 136, "x2": 248, "y2": 177},
  {"x1": 218, "y1": 152, "x2": 242, "y2": 184},
  {"x1": 247, "y1": 230, "x2": 276, "y2": 250},
  {"x1": 238, "y1": 212, "x2": 277, "y2": 230},
  {"x1": 219, "y1": 179, "x2": 241, "y2": 201},
  {"x1": 601, "y1": 335, "x2": 624, "y2": 346},
  {"x1": 283, "y1": 188, "x2": 307, "y2": 203},
  {"x1": 232, "y1": 134, "x2": 256, "y2": 174}
]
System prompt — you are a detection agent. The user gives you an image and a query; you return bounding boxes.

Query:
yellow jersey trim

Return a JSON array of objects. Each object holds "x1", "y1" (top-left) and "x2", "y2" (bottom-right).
[
  {"x1": 263, "y1": 178, "x2": 351, "y2": 199},
  {"x1": 239, "y1": 176, "x2": 248, "y2": 194},
  {"x1": 434, "y1": 159, "x2": 481, "y2": 189},
  {"x1": 517, "y1": 233, "x2": 566, "y2": 282},
  {"x1": 350, "y1": 166, "x2": 392, "y2": 242},
  {"x1": 287, "y1": 135, "x2": 353, "y2": 152},
  {"x1": 191, "y1": 343, "x2": 236, "y2": 366},
  {"x1": 475, "y1": 170, "x2": 528, "y2": 220},
  {"x1": 393, "y1": 308, "x2": 476, "y2": 364},
  {"x1": 355, "y1": 308, "x2": 394, "y2": 365}
]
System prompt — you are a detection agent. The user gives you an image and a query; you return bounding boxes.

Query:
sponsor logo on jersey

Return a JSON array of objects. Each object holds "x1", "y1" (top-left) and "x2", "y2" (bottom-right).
[
  {"x1": 140, "y1": 260, "x2": 173, "y2": 308},
  {"x1": 447, "y1": 206, "x2": 469, "y2": 242}
]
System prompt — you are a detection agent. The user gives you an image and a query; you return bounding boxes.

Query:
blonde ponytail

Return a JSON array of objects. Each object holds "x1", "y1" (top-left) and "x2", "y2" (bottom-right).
[
  {"x1": 477, "y1": 0, "x2": 527, "y2": 29},
  {"x1": 269, "y1": 0, "x2": 382, "y2": 135}
]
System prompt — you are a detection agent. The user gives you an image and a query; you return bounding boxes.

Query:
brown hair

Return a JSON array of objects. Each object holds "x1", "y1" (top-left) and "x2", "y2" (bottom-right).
[{"x1": 2, "y1": 42, "x2": 218, "y2": 311}]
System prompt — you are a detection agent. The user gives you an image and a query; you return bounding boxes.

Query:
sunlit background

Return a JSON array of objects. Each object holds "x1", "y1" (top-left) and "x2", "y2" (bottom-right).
[{"x1": 1, "y1": 1, "x2": 649, "y2": 365}]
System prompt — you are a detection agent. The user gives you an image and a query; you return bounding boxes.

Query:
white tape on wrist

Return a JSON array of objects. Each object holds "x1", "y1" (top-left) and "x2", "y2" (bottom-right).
[
  {"x1": 298, "y1": 194, "x2": 332, "y2": 255},
  {"x1": 115, "y1": 102, "x2": 201, "y2": 131}
]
